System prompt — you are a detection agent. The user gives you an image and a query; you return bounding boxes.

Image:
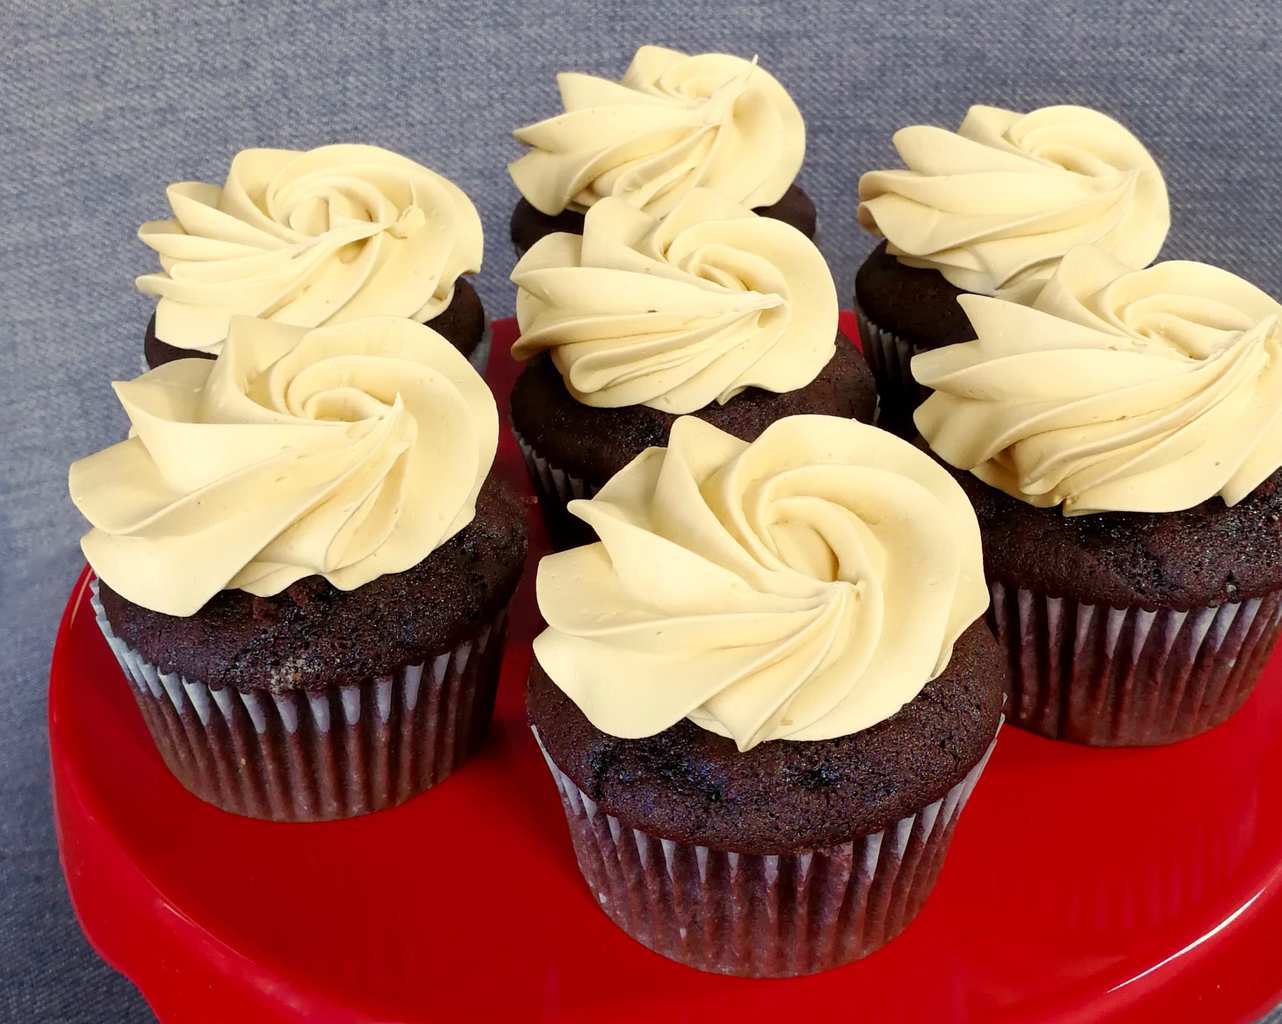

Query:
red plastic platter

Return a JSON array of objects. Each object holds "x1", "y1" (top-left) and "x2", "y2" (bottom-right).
[{"x1": 51, "y1": 316, "x2": 1282, "y2": 1023}]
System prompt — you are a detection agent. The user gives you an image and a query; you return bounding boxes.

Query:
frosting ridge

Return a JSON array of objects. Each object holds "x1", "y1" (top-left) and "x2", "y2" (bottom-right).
[
  {"x1": 858, "y1": 105, "x2": 1169, "y2": 297},
  {"x1": 913, "y1": 247, "x2": 1282, "y2": 515},
  {"x1": 137, "y1": 144, "x2": 483, "y2": 353},
  {"x1": 70, "y1": 316, "x2": 497, "y2": 616},
  {"x1": 511, "y1": 189, "x2": 837, "y2": 413},
  {"x1": 510, "y1": 45, "x2": 804, "y2": 217},
  {"x1": 533, "y1": 415, "x2": 988, "y2": 750}
]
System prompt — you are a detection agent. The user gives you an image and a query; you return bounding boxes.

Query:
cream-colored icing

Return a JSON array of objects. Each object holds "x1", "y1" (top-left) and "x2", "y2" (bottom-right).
[
  {"x1": 914, "y1": 246, "x2": 1282, "y2": 515},
  {"x1": 137, "y1": 144, "x2": 483, "y2": 353},
  {"x1": 510, "y1": 45, "x2": 804, "y2": 218},
  {"x1": 511, "y1": 189, "x2": 836, "y2": 414},
  {"x1": 533, "y1": 415, "x2": 988, "y2": 750},
  {"x1": 69, "y1": 316, "x2": 497, "y2": 616},
  {"x1": 859, "y1": 105, "x2": 1169, "y2": 298}
]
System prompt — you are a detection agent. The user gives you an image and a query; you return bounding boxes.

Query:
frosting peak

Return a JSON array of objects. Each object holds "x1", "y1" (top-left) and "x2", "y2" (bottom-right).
[
  {"x1": 137, "y1": 144, "x2": 483, "y2": 354},
  {"x1": 858, "y1": 105, "x2": 1169, "y2": 297},
  {"x1": 511, "y1": 189, "x2": 837, "y2": 413},
  {"x1": 510, "y1": 45, "x2": 804, "y2": 218},
  {"x1": 914, "y1": 247, "x2": 1282, "y2": 515},
  {"x1": 533, "y1": 415, "x2": 988, "y2": 750},
  {"x1": 69, "y1": 316, "x2": 497, "y2": 616}
]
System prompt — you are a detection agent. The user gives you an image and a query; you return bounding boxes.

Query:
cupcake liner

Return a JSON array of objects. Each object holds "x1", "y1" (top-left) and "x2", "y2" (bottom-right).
[
  {"x1": 855, "y1": 307, "x2": 924, "y2": 435},
  {"x1": 512, "y1": 428, "x2": 600, "y2": 549},
  {"x1": 533, "y1": 726, "x2": 999, "y2": 977},
  {"x1": 91, "y1": 580, "x2": 509, "y2": 821},
  {"x1": 989, "y1": 580, "x2": 1282, "y2": 746}
]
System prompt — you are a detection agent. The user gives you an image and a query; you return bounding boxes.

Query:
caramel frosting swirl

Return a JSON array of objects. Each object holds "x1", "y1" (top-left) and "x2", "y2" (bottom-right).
[
  {"x1": 533, "y1": 415, "x2": 988, "y2": 750},
  {"x1": 859, "y1": 105, "x2": 1169, "y2": 297},
  {"x1": 510, "y1": 45, "x2": 804, "y2": 217},
  {"x1": 69, "y1": 316, "x2": 497, "y2": 616},
  {"x1": 511, "y1": 189, "x2": 836, "y2": 413},
  {"x1": 137, "y1": 144, "x2": 483, "y2": 354},
  {"x1": 914, "y1": 247, "x2": 1282, "y2": 515}
]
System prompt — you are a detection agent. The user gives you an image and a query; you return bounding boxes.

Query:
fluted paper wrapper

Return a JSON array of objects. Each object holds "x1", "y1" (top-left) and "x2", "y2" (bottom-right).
[
  {"x1": 513, "y1": 429, "x2": 600, "y2": 550},
  {"x1": 855, "y1": 307, "x2": 927, "y2": 437},
  {"x1": 91, "y1": 581, "x2": 509, "y2": 821},
  {"x1": 533, "y1": 726, "x2": 998, "y2": 977},
  {"x1": 989, "y1": 580, "x2": 1282, "y2": 746}
]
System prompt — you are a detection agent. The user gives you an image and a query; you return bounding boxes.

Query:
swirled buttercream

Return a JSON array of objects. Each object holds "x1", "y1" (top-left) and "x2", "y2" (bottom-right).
[
  {"x1": 137, "y1": 144, "x2": 483, "y2": 353},
  {"x1": 511, "y1": 189, "x2": 836, "y2": 413},
  {"x1": 914, "y1": 247, "x2": 1282, "y2": 515},
  {"x1": 69, "y1": 316, "x2": 497, "y2": 616},
  {"x1": 510, "y1": 45, "x2": 804, "y2": 217},
  {"x1": 532, "y1": 415, "x2": 988, "y2": 750},
  {"x1": 858, "y1": 105, "x2": 1169, "y2": 297}
]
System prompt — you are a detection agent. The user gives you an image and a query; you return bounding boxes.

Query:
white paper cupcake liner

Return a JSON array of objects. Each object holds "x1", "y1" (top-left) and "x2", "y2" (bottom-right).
[
  {"x1": 91, "y1": 580, "x2": 509, "y2": 821},
  {"x1": 989, "y1": 580, "x2": 1282, "y2": 746},
  {"x1": 512, "y1": 428, "x2": 599, "y2": 549},
  {"x1": 532, "y1": 725, "x2": 999, "y2": 977}
]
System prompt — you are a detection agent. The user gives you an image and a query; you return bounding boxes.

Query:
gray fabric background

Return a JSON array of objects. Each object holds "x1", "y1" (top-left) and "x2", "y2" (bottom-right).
[{"x1": 2, "y1": 1, "x2": 1280, "y2": 1020}]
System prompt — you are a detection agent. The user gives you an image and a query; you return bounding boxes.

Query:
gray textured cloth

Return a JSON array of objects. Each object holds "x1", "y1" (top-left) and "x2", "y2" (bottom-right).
[{"x1": 3, "y1": 1, "x2": 1281, "y2": 1020}]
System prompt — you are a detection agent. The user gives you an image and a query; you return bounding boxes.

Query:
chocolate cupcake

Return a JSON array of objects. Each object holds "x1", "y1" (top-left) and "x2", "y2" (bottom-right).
[
  {"x1": 136, "y1": 144, "x2": 490, "y2": 372},
  {"x1": 855, "y1": 105, "x2": 1170, "y2": 433},
  {"x1": 508, "y1": 45, "x2": 816, "y2": 256},
  {"x1": 509, "y1": 188, "x2": 876, "y2": 548},
  {"x1": 528, "y1": 415, "x2": 1006, "y2": 976},
  {"x1": 70, "y1": 316, "x2": 526, "y2": 820},
  {"x1": 914, "y1": 246, "x2": 1282, "y2": 746}
]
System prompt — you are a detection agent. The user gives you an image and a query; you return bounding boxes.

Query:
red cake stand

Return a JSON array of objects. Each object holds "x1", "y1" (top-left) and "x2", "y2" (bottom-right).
[{"x1": 51, "y1": 317, "x2": 1282, "y2": 1023}]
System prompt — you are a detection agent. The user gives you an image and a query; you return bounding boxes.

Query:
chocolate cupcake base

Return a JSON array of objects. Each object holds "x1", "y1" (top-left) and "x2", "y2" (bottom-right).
[
  {"x1": 144, "y1": 278, "x2": 490, "y2": 373},
  {"x1": 513, "y1": 428, "x2": 597, "y2": 549},
  {"x1": 509, "y1": 342, "x2": 877, "y2": 548},
  {"x1": 534, "y1": 726, "x2": 997, "y2": 977},
  {"x1": 511, "y1": 182, "x2": 819, "y2": 257},
  {"x1": 989, "y1": 581, "x2": 1282, "y2": 746},
  {"x1": 92, "y1": 580, "x2": 510, "y2": 821}
]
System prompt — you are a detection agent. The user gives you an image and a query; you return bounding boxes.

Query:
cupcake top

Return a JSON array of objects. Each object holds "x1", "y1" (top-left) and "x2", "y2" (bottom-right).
[
  {"x1": 510, "y1": 45, "x2": 804, "y2": 218},
  {"x1": 532, "y1": 415, "x2": 988, "y2": 751},
  {"x1": 69, "y1": 316, "x2": 497, "y2": 616},
  {"x1": 136, "y1": 144, "x2": 483, "y2": 355},
  {"x1": 914, "y1": 246, "x2": 1282, "y2": 516},
  {"x1": 858, "y1": 105, "x2": 1169, "y2": 298},
  {"x1": 510, "y1": 189, "x2": 837, "y2": 414}
]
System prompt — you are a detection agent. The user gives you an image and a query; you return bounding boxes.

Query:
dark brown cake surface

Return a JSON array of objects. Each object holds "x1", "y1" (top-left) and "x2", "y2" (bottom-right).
[
  {"x1": 510, "y1": 182, "x2": 818, "y2": 255},
  {"x1": 143, "y1": 277, "x2": 487, "y2": 369},
  {"x1": 956, "y1": 467, "x2": 1282, "y2": 610},
  {"x1": 854, "y1": 241, "x2": 974, "y2": 349},
  {"x1": 99, "y1": 477, "x2": 527, "y2": 692},
  {"x1": 529, "y1": 621, "x2": 1005, "y2": 854},
  {"x1": 509, "y1": 337, "x2": 877, "y2": 486}
]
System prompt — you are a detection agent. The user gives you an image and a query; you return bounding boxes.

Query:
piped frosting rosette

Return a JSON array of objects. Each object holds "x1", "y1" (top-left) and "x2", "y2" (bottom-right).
[
  {"x1": 532, "y1": 415, "x2": 988, "y2": 751},
  {"x1": 914, "y1": 247, "x2": 1282, "y2": 515},
  {"x1": 858, "y1": 105, "x2": 1169, "y2": 298},
  {"x1": 511, "y1": 188, "x2": 837, "y2": 413},
  {"x1": 510, "y1": 45, "x2": 804, "y2": 218},
  {"x1": 137, "y1": 144, "x2": 483, "y2": 354},
  {"x1": 69, "y1": 316, "x2": 497, "y2": 616}
]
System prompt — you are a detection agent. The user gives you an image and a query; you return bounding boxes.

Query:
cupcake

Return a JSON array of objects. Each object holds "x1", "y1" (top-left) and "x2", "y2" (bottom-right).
[
  {"x1": 508, "y1": 45, "x2": 815, "y2": 256},
  {"x1": 528, "y1": 414, "x2": 1006, "y2": 977},
  {"x1": 509, "y1": 188, "x2": 876, "y2": 548},
  {"x1": 69, "y1": 316, "x2": 527, "y2": 820},
  {"x1": 855, "y1": 105, "x2": 1170, "y2": 432},
  {"x1": 136, "y1": 144, "x2": 489, "y2": 372},
  {"x1": 914, "y1": 246, "x2": 1282, "y2": 746}
]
